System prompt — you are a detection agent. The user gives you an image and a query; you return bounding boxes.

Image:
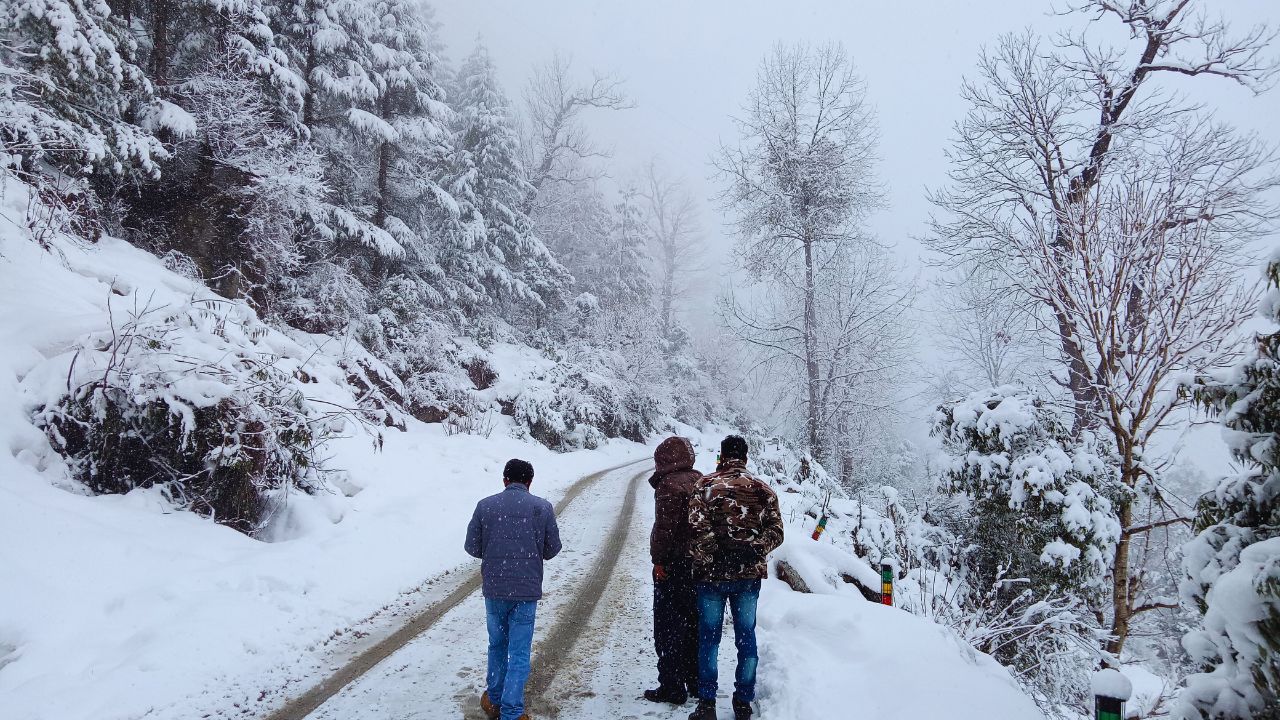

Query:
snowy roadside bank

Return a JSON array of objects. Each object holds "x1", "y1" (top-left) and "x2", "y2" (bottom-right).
[
  {"x1": 0, "y1": 216, "x2": 651, "y2": 720},
  {"x1": 0, "y1": 409, "x2": 647, "y2": 720}
]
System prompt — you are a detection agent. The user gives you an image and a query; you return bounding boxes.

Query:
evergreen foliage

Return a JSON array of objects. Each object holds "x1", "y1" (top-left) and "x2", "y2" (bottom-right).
[
  {"x1": 0, "y1": 0, "x2": 169, "y2": 177},
  {"x1": 934, "y1": 386, "x2": 1121, "y2": 595},
  {"x1": 2, "y1": 0, "x2": 732, "y2": 503},
  {"x1": 1181, "y1": 255, "x2": 1280, "y2": 720}
]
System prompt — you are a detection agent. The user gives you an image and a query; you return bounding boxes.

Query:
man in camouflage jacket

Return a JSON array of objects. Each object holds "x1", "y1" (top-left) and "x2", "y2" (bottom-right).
[{"x1": 686, "y1": 435, "x2": 783, "y2": 720}]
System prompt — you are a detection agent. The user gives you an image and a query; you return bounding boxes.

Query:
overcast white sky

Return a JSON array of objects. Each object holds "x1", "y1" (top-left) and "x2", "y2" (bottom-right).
[
  {"x1": 433, "y1": 0, "x2": 1280, "y2": 467},
  {"x1": 435, "y1": 1, "x2": 1279, "y2": 270}
]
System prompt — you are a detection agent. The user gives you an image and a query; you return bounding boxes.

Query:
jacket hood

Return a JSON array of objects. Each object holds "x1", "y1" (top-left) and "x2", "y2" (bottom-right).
[{"x1": 650, "y1": 436, "x2": 696, "y2": 486}]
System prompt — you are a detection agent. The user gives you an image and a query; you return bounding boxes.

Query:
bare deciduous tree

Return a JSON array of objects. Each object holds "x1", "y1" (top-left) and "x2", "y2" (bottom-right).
[
  {"x1": 987, "y1": 0, "x2": 1276, "y2": 432},
  {"x1": 638, "y1": 161, "x2": 705, "y2": 343},
  {"x1": 933, "y1": 265, "x2": 1046, "y2": 393},
  {"x1": 928, "y1": 4, "x2": 1279, "y2": 655},
  {"x1": 521, "y1": 51, "x2": 631, "y2": 209},
  {"x1": 715, "y1": 41, "x2": 884, "y2": 457},
  {"x1": 722, "y1": 242, "x2": 912, "y2": 487}
]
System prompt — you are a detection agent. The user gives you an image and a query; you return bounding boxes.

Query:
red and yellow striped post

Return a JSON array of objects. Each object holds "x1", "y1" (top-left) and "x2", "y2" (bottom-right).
[{"x1": 880, "y1": 561, "x2": 893, "y2": 606}]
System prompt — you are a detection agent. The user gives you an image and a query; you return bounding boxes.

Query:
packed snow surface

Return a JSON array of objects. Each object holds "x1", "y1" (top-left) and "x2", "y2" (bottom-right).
[{"x1": 1092, "y1": 668, "x2": 1134, "y2": 701}]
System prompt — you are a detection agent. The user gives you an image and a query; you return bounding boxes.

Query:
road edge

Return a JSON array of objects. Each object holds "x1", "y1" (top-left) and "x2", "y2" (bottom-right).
[{"x1": 262, "y1": 456, "x2": 650, "y2": 720}]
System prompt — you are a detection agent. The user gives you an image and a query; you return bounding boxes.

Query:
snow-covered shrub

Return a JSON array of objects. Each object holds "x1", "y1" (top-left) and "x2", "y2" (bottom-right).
[
  {"x1": 506, "y1": 345, "x2": 665, "y2": 449},
  {"x1": 933, "y1": 386, "x2": 1121, "y2": 715},
  {"x1": 1179, "y1": 252, "x2": 1280, "y2": 720},
  {"x1": 510, "y1": 365, "x2": 607, "y2": 450},
  {"x1": 278, "y1": 260, "x2": 371, "y2": 334},
  {"x1": 355, "y1": 275, "x2": 478, "y2": 423},
  {"x1": 934, "y1": 386, "x2": 1120, "y2": 594},
  {"x1": 34, "y1": 297, "x2": 336, "y2": 535}
]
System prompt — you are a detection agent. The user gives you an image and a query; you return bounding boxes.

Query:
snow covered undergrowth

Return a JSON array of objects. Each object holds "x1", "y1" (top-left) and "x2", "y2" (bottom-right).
[
  {"x1": 757, "y1": 508, "x2": 1044, "y2": 716},
  {"x1": 754, "y1": 580, "x2": 1044, "y2": 718},
  {"x1": 0, "y1": 198, "x2": 646, "y2": 720}
]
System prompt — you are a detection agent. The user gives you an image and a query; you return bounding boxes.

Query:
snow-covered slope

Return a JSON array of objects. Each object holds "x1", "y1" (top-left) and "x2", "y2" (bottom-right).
[
  {"x1": 1, "y1": 187, "x2": 1041, "y2": 720},
  {"x1": 0, "y1": 186, "x2": 645, "y2": 720}
]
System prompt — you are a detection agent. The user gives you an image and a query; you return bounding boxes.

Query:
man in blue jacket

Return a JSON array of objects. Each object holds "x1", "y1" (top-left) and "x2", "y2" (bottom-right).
[{"x1": 465, "y1": 459, "x2": 562, "y2": 720}]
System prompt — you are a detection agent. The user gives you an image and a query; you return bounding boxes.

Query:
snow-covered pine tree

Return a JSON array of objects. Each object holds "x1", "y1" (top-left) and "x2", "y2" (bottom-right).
[
  {"x1": 605, "y1": 185, "x2": 654, "y2": 312},
  {"x1": 933, "y1": 386, "x2": 1121, "y2": 597},
  {"x1": 120, "y1": 0, "x2": 303, "y2": 108},
  {"x1": 533, "y1": 177, "x2": 614, "y2": 301},
  {"x1": 452, "y1": 40, "x2": 568, "y2": 311},
  {"x1": 361, "y1": 0, "x2": 449, "y2": 235},
  {"x1": 934, "y1": 386, "x2": 1121, "y2": 710},
  {"x1": 0, "y1": 0, "x2": 171, "y2": 179},
  {"x1": 97, "y1": 0, "x2": 347, "y2": 307},
  {"x1": 1180, "y1": 253, "x2": 1280, "y2": 720},
  {"x1": 269, "y1": 0, "x2": 422, "y2": 267}
]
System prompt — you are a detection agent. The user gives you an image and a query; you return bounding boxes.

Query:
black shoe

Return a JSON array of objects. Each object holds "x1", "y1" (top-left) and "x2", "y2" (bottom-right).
[
  {"x1": 644, "y1": 686, "x2": 688, "y2": 704},
  {"x1": 689, "y1": 699, "x2": 717, "y2": 720},
  {"x1": 732, "y1": 698, "x2": 753, "y2": 719}
]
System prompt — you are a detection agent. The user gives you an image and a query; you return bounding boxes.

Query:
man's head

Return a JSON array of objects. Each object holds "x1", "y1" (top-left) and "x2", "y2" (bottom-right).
[
  {"x1": 504, "y1": 458, "x2": 535, "y2": 487},
  {"x1": 720, "y1": 435, "x2": 749, "y2": 462}
]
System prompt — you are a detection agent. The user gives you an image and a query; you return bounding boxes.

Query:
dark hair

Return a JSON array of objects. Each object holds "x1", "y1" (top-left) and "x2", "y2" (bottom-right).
[
  {"x1": 504, "y1": 458, "x2": 534, "y2": 485},
  {"x1": 720, "y1": 435, "x2": 749, "y2": 461}
]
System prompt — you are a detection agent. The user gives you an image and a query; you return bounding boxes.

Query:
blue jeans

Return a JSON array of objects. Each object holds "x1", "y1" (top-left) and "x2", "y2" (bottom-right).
[
  {"x1": 695, "y1": 579, "x2": 760, "y2": 703},
  {"x1": 485, "y1": 598, "x2": 538, "y2": 720}
]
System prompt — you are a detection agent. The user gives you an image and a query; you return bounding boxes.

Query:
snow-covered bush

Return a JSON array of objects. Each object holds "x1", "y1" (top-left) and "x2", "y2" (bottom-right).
[
  {"x1": 934, "y1": 386, "x2": 1121, "y2": 594},
  {"x1": 508, "y1": 350, "x2": 663, "y2": 450},
  {"x1": 933, "y1": 386, "x2": 1121, "y2": 715},
  {"x1": 1179, "y1": 252, "x2": 1280, "y2": 720},
  {"x1": 34, "y1": 297, "x2": 337, "y2": 535}
]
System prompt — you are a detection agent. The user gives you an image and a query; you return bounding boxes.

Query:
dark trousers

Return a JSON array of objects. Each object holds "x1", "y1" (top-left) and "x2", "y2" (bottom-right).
[{"x1": 654, "y1": 569, "x2": 699, "y2": 693}]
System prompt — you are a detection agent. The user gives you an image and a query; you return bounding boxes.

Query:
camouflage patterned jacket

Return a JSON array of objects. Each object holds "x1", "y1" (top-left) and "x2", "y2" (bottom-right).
[{"x1": 688, "y1": 459, "x2": 784, "y2": 582}]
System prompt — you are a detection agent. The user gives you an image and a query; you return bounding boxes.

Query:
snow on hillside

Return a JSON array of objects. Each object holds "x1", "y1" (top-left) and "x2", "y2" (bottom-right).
[
  {"x1": 0, "y1": 185, "x2": 1042, "y2": 720},
  {"x1": 0, "y1": 187, "x2": 646, "y2": 720}
]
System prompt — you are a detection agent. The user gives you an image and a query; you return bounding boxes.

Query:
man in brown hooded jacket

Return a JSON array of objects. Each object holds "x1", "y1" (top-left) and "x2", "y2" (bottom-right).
[{"x1": 644, "y1": 436, "x2": 702, "y2": 705}]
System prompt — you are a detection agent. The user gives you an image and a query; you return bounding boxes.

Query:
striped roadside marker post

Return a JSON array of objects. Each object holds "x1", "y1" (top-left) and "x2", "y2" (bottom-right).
[
  {"x1": 811, "y1": 515, "x2": 828, "y2": 541},
  {"x1": 1092, "y1": 669, "x2": 1131, "y2": 720},
  {"x1": 880, "y1": 561, "x2": 893, "y2": 606},
  {"x1": 1096, "y1": 694, "x2": 1122, "y2": 720}
]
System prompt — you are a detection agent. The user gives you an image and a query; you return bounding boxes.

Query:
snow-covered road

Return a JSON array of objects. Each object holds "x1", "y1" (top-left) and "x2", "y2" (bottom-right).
[
  {"x1": 270, "y1": 453, "x2": 1048, "y2": 720},
  {"x1": 284, "y1": 462, "x2": 699, "y2": 720}
]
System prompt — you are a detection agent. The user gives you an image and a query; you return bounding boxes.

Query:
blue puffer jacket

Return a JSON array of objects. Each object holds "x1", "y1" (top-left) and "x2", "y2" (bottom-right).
[{"x1": 464, "y1": 483, "x2": 562, "y2": 601}]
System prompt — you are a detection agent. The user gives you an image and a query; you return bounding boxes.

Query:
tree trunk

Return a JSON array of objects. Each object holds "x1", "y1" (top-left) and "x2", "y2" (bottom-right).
[
  {"x1": 302, "y1": 44, "x2": 318, "y2": 128},
  {"x1": 373, "y1": 94, "x2": 392, "y2": 228},
  {"x1": 660, "y1": 264, "x2": 674, "y2": 343},
  {"x1": 1050, "y1": 298, "x2": 1098, "y2": 436},
  {"x1": 803, "y1": 233, "x2": 821, "y2": 454},
  {"x1": 151, "y1": 0, "x2": 172, "y2": 86},
  {"x1": 1107, "y1": 498, "x2": 1134, "y2": 657},
  {"x1": 108, "y1": 0, "x2": 132, "y2": 23}
]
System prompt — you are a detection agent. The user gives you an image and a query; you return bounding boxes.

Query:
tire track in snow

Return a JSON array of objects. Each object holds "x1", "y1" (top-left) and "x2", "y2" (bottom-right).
[
  {"x1": 521, "y1": 465, "x2": 645, "y2": 716},
  {"x1": 265, "y1": 457, "x2": 648, "y2": 720}
]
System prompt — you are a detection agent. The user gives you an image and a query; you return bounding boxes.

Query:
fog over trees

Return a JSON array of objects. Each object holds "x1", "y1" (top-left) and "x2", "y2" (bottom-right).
[{"x1": 3, "y1": 0, "x2": 1279, "y2": 717}]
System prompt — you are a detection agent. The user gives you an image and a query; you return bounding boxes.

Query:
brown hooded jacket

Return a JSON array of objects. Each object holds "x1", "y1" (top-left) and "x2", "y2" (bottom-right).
[{"x1": 649, "y1": 436, "x2": 701, "y2": 571}]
